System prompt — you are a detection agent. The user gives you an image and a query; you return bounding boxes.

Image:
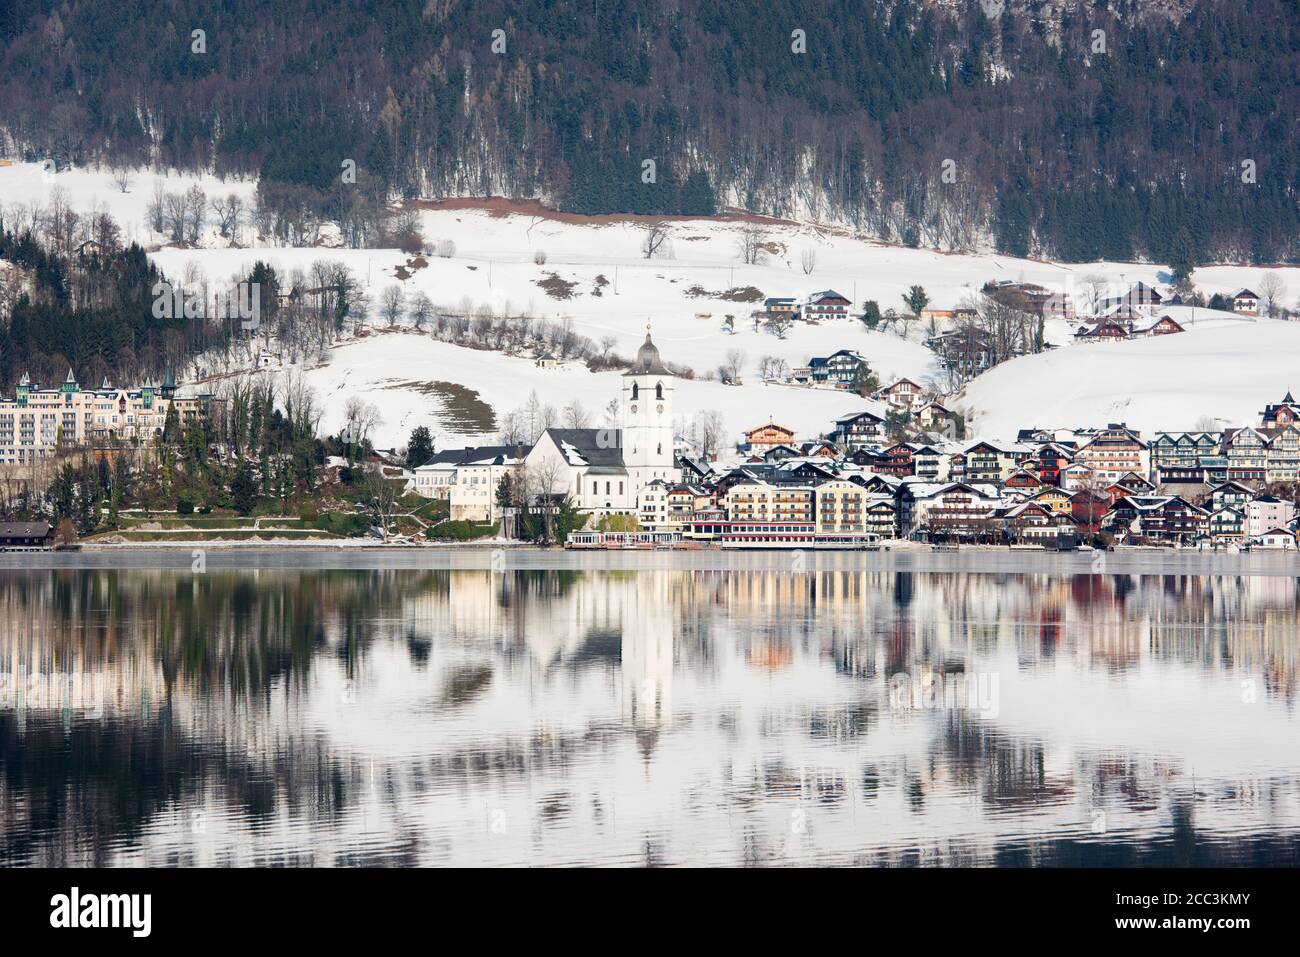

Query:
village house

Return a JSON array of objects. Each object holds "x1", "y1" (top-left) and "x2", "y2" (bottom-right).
[
  {"x1": 763, "y1": 297, "x2": 799, "y2": 321},
  {"x1": 1224, "y1": 427, "x2": 1268, "y2": 485},
  {"x1": 1232, "y1": 288, "x2": 1260, "y2": 315},
  {"x1": 1108, "y1": 472, "x2": 1156, "y2": 499},
  {"x1": 1029, "y1": 487, "x2": 1074, "y2": 515},
  {"x1": 880, "y1": 442, "x2": 917, "y2": 478},
  {"x1": 638, "y1": 480, "x2": 713, "y2": 531},
  {"x1": 802, "y1": 290, "x2": 852, "y2": 322},
  {"x1": 806, "y1": 350, "x2": 868, "y2": 389},
  {"x1": 915, "y1": 401, "x2": 957, "y2": 434},
  {"x1": 1209, "y1": 506, "x2": 1244, "y2": 542},
  {"x1": 1209, "y1": 481, "x2": 1256, "y2": 514},
  {"x1": 1265, "y1": 426, "x2": 1300, "y2": 484},
  {"x1": 741, "y1": 421, "x2": 797, "y2": 452},
  {"x1": 0, "y1": 521, "x2": 54, "y2": 549},
  {"x1": 1029, "y1": 442, "x2": 1075, "y2": 485},
  {"x1": 1099, "y1": 282, "x2": 1163, "y2": 313},
  {"x1": 984, "y1": 280, "x2": 1073, "y2": 319},
  {"x1": 1260, "y1": 392, "x2": 1300, "y2": 431},
  {"x1": 723, "y1": 481, "x2": 815, "y2": 523},
  {"x1": 1003, "y1": 467, "x2": 1045, "y2": 493},
  {"x1": 875, "y1": 378, "x2": 926, "y2": 412},
  {"x1": 1059, "y1": 462, "x2": 1097, "y2": 492},
  {"x1": 1073, "y1": 319, "x2": 1131, "y2": 342},
  {"x1": 1004, "y1": 501, "x2": 1077, "y2": 544},
  {"x1": 1074, "y1": 425, "x2": 1148, "y2": 483},
  {"x1": 1151, "y1": 432, "x2": 1221, "y2": 474},
  {"x1": 1133, "y1": 315, "x2": 1185, "y2": 337},
  {"x1": 962, "y1": 440, "x2": 1026, "y2": 483},
  {"x1": 1106, "y1": 495, "x2": 1208, "y2": 543},
  {"x1": 1245, "y1": 495, "x2": 1296, "y2": 540},
  {"x1": 919, "y1": 307, "x2": 977, "y2": 326},
  {"x1": 830, "y1": 410, "x2": 886, "y2": 451},
  {"x1": 862, "y1": 498, "x2": 899, "y2": 538},
  {"x1": 814, "y1": 479, "x2": 870, "y2": 533},
  {"x1": 1070, "y1": 488, "x2": 1112, "y2": 538},
  {"x1": 897, "y1": 481, "x2": 1004, "y2": 538},
  {"x1": 1255, "y1": 528, "x2": 1298, "y2": 550},
  {"x1": 412, "y1": 445, "x2": 531, "y2": 522},
  {"x1": 911, "y1": 444, "x2": 949, "y2": 481}
]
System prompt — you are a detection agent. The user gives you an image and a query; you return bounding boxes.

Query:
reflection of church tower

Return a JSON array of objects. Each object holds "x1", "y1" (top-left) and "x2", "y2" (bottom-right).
[
  {"x1": 621, "y1": 328, "x2": 676, "y2": 485},
  {"x1": 621, "y1": 574, "x2": 674, "y2": 761}
]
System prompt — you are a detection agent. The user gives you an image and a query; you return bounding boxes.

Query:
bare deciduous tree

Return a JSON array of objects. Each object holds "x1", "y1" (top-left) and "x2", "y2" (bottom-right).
[
  {"x1": 721, "y1": 349, "x2": 746, "y2": 384},
  {"x1": 381, "y1": 285, "x2": 406, "y2": 326},
  {"x1": 361, "y1": 468, "x2": 402, "y2": 542},
  {"x1": 737, "y1": 224, "x2": 766, "y2": 265},
  {"x1": 800, "y1": 248, "x2": 817, "y2": 275},
  {"x1": 1258, "y1": 272, "x2": 1287, "y2": 319},
  {"x1": 642, "y1": 221, "x2": 670, "y2": 259}
]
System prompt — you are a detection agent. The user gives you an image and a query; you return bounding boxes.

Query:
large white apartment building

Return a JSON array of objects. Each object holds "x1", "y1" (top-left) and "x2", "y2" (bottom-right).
[{"x1": 0, "y1": 369, "x2": 219, "y2": 466}]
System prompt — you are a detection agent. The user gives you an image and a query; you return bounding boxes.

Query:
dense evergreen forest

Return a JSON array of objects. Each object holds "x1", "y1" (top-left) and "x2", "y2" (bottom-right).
[{"x1": 0, "y1": 0, "x2": 1297, "y2": 263}]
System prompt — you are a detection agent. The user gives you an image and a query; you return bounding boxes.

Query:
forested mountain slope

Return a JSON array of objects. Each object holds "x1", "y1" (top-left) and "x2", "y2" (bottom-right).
[{"x1": 0, "y1": 0, "x2": 1296, "y2": 263}]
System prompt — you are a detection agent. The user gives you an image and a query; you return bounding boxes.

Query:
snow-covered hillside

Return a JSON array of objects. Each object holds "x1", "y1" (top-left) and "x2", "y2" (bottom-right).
[
  {"x1": 3, "y1": 161, "x2": 1299, "y2": 450},
  {"x1": 963, "y1": 318, "x2": 1300, "y2": 440}
]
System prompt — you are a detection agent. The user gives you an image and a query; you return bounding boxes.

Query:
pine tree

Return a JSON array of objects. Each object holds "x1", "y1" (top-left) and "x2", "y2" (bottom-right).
[
  {"x1": 405, "y1": 426, "x2": 434, "y2": 469},
  {"x1": 231, "y1": 462, "x2": 258, "y2": 515}
]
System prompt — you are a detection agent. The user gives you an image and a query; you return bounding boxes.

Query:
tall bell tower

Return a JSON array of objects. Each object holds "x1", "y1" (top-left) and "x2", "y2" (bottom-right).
[{"x1": 621, "y1": 326, "x2": 676, "y2": 482}]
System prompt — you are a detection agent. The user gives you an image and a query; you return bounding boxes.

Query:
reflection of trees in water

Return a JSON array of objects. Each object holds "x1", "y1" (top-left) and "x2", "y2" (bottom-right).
[
  {"x1": 0, "y1": 713, "x2": 354, "y2": 867},
  {"x1": 0, "y1": 569, "x2": 452, "y2": 701},
  {"x1": 2, "y1": 567, "x2": 1300, "y2": 866}
]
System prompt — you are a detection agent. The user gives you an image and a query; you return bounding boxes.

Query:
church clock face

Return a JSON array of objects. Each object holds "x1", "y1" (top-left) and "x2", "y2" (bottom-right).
[
  {"x1": 630, "y1": 404, "x2": 637, "y2": 413},
  {"x1": 657, "y1": 404, "x2": 664, "y2": 413}
]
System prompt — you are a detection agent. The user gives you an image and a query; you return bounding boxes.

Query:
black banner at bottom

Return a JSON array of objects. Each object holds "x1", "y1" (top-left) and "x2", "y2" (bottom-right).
[{"x1": 0, "y1": 866, "x2": 1286, "y2": 943}]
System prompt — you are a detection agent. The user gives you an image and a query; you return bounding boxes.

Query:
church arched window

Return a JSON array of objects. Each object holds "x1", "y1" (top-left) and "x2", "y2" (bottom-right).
[
  {"x1": 655, "y1": 382, "x2": 663, "y2": 400},
  {"x1": 631, "y1": 383, "x2": 639, "y2": 401}
]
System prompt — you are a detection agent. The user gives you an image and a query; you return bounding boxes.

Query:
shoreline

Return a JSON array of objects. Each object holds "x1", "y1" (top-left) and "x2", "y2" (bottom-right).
[{"x1": 4, "y1": 544, "x2": 1300, "y2": 575}]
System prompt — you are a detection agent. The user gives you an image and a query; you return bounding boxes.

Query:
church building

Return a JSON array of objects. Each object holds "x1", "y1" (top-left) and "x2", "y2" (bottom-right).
[{"x1": 524, "y1": 329, "x2": 680, "y2": 516}]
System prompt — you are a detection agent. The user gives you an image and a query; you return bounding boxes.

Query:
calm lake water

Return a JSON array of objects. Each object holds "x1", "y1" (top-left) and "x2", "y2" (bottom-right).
[{"x1": 2, "y1": 549, "x2": 1299, "y2": 867}]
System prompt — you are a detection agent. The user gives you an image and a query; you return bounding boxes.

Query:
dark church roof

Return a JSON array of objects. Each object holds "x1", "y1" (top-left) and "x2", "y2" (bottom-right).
[{"x1": 545, "y1": 428, "x2": 628, "y2": 470}]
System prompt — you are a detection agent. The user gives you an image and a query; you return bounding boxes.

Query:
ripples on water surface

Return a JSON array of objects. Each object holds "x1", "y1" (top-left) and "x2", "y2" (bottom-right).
[{"x1": 1, "y1": 550, "x2": 1299, "y2": 867}]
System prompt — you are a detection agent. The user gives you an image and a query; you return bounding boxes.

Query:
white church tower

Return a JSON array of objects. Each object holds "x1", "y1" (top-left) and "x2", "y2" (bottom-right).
[{"x1": 622, "y1": 327, "x2": 678, "y2": 489}]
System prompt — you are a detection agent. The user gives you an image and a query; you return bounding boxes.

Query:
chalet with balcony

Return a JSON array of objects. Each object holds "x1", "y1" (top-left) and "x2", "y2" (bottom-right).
[
  {"x1": 807, "y1": 349, "x2": 868, "y2": 388},
  {"x1": 831, "y1": 410, "x2": 886, "y2": 450},
  {"x1": 742, "y1": 422, "x2": 797, "y2": 452},
  {"x1": 803, "y1": 290, "x2": 852, "y2": 322}
]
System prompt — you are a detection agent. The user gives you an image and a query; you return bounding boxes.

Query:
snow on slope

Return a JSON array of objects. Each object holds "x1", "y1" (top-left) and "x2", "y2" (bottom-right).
[
  {"x1": 5, "y1": 162, "x2": 1300, "y2": 449},
  {"x1": 301, "y1": 331, "x2": 879, "y2": 451},
  {"x1": 962, "y1": 318, "x2": 1300, "y2": 440}
]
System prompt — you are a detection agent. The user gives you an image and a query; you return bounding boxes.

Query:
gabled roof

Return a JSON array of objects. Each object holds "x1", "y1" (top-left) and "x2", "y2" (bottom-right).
[
  {"x1": 834, "y1": 409, "x2": 885, "y2": 426},
  {"x1": 744, "y1": 421, "x2": 795, "y2": 437},
  {"x1": 418, "y1": 445, "x2": 529, "y2": 468},
  {"x1": 545, "y1": 428, "x2": 627, "y2": 469}
]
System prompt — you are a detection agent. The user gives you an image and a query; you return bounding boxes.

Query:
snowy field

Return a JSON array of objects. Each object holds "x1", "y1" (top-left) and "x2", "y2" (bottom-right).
[
  {"x1": 3, "y1": 162, "x2": 1299, "y2": 448},
  {"x1": 963, "y1": 317, "x2": 1300, "y2": 439}
]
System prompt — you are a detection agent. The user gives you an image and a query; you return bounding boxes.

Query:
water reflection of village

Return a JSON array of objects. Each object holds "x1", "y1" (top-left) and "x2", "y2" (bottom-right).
[{"x1": 1, "y1": 567, "x2": 1298, "y2": 866}]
